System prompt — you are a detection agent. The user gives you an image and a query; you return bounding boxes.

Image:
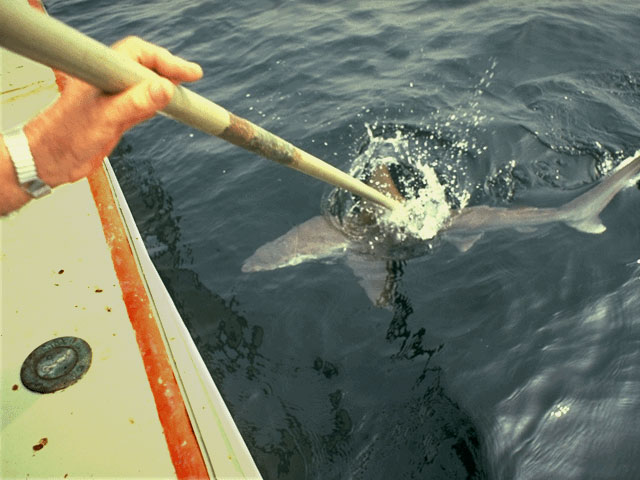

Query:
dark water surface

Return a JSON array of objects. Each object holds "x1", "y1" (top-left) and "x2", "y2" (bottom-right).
[{"x1": 50, "y1": 1, "x2": 640, "y2": 478}]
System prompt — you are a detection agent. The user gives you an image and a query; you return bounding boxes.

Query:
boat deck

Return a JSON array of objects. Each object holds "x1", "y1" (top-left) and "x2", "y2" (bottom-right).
[{"x1": 2, "y1": 169, "x2": 182, "y2": 478}]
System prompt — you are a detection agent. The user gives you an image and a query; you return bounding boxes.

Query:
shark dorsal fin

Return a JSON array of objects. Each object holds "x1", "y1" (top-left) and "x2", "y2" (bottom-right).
[{"x1": 445, "y1": 233, "x2": 484, "y2": 252}]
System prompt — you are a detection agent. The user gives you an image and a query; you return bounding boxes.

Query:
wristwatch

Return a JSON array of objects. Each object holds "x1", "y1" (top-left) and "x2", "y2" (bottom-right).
[{"x1": 4, "y1": 127, "x2": 51, "y2": 198}]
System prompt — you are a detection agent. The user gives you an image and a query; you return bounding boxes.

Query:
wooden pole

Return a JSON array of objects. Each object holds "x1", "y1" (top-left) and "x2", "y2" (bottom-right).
[{"x1": 0, "y1": 2, "x2": 403, "y2": 211}]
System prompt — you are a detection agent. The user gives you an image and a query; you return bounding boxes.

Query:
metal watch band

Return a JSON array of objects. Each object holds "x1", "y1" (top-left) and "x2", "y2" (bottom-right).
[{"x1": 4, "y1": 127, "x2": 51, "y2": 198}]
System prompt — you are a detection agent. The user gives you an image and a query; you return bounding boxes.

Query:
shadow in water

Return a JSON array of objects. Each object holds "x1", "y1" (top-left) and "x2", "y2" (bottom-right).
[{"x1": 382, "y1": 263, "x2": 487, "y2": 480}]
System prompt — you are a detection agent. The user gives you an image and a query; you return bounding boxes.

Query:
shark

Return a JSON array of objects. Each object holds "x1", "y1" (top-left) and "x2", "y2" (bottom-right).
[{"x1": 242, "y1": 152, "x2": 640, "y2": 305}]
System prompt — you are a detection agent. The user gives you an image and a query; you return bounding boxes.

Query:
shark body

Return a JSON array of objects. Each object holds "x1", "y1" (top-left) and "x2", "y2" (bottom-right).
[{"x1": 243, "y1": 153, "x2": 640, "y2": 303}]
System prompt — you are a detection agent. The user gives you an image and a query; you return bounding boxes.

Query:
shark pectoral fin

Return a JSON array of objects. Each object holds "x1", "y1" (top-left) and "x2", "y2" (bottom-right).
[
  {"x1": 566, "y1": 217, "x2": 607, "y2": 234},
  {"x1": 242, "y1": 216, "x2": 349, "y2": 272},
  {"x1": 445, "y1": 233, "x2": 484, "y2": 253},
  {"x1": 346, "y1": 256, "x2": 398, "y2": 307}
]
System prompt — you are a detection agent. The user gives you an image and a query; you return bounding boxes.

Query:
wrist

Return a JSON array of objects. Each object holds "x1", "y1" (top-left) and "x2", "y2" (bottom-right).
[
  {"x1": 0, "y1": 136, "x2": 31, "y2": 214},
  {"x1": 3, "y1": 127, "x2": 52, "y2": 198},
  {"x1": 24, "y1": 101, "x2": 72, "y2": 188}
]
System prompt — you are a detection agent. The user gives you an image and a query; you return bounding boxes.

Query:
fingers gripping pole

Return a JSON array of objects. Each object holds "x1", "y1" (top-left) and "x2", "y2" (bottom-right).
[{"x1": 0, "y1": 2, "x2": 403, "y2": 211}]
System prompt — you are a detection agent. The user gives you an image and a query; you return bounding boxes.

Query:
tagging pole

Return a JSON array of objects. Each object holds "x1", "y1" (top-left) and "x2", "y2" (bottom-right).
[{"x1": 0, "y1": 2, "x2": 404, "y2": 211}]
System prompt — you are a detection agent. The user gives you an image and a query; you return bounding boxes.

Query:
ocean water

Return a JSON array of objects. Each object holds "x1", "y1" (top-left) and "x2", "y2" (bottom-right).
[{"x1": 49, "y1": 0, "x2": 640, "y2": 478}]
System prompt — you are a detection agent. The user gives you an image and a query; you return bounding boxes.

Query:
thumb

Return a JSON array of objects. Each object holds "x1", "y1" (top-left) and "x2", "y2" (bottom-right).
[{"x1": 107, "y1": 77, "x2": 174, "y2": 130}]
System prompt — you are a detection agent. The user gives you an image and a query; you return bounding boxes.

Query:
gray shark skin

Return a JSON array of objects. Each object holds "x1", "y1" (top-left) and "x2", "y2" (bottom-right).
[
  {"x1": 241, "y1": 215, "x2": 350, "y2": 273},
  {"x1": 242, "y1": 153, "x2": 640, "y2": 303},
  {"x1": 443, "y1": 152, "x2": 640, "y2": 251}
]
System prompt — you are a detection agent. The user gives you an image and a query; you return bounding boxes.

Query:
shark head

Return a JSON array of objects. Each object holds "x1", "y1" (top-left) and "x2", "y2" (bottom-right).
[
  {"x1": 322, "y1": 156, "x2": 452, "y2": 259},
  {"x1": 242, "y1": 155, "x2": 451, "y2": 306},
  {"x1": 241, "y1": 160, "x2": 416, "y2": 274}
]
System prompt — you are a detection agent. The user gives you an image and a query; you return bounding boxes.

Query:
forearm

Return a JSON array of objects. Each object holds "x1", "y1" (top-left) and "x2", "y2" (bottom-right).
[{"x1": 0, "y1": 94, "x2": 87, "y2": 216}]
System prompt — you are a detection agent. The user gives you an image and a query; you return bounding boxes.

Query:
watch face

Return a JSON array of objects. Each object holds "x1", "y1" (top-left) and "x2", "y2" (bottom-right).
[{"x1": 24, "y1": 178, "x2": 52, "y2": 198}]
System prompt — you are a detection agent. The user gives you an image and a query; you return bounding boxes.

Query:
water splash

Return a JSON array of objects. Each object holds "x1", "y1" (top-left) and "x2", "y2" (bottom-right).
[
  {"x1": 321, "y1": 60, "x2": 499, "y2": 258},
  {"x1": 323, "y1": 122, "x2": 481, "y2": 259}
]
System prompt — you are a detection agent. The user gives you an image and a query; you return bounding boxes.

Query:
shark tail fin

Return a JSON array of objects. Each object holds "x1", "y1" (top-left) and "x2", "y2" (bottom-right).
[{"x1": 565, "y1": 216, "x2": 606, "y2": 234}]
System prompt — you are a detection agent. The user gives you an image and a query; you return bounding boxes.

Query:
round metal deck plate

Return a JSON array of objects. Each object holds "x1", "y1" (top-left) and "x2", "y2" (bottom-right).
[{"x1": 20, "y1": 336, "x2": 92, "y2": 393}]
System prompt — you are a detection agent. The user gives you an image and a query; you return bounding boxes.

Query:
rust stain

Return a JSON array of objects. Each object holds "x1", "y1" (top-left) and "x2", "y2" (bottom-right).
[
  {"x1": 220, "y1": 114, "x2": 300, "y2": 166},
  {"x1": 32, "y1": 437, "x2": 48, "y2": 452},
  {"x1": 58, "y1": 269, "x2": 64, "y2": 274},
  {"x1": 12, "y1": 384, "x2": 18, "y2": 391},
  {"x1": 1, "y1": 82, "x2": 59, "y2": 104},
  {"x1": 95, "y1": 288, "x2": 103, "y2": 293},
  {"x1": 1, "y1": 86, "x2": 28, "y2": 95}
]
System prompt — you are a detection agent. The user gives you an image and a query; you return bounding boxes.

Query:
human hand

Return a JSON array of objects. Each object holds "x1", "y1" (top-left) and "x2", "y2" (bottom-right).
[{"x1": 28, "y1": 36, "x2": 203, "y2": 187}]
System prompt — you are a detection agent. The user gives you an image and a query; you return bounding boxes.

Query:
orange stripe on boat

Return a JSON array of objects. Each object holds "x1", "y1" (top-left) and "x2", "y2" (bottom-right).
[
  {"x1": 87, "y1": 168, "x2": 209, "y2": 479},
  {"x1": 27, "y1": 0, "x2": 44, "y2": 10}
]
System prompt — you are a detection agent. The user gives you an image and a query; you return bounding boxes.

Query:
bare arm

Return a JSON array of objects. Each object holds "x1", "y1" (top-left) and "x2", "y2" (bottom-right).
[{"x1": 0, "y1": 36, "x2": 202, "y2": 215}]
